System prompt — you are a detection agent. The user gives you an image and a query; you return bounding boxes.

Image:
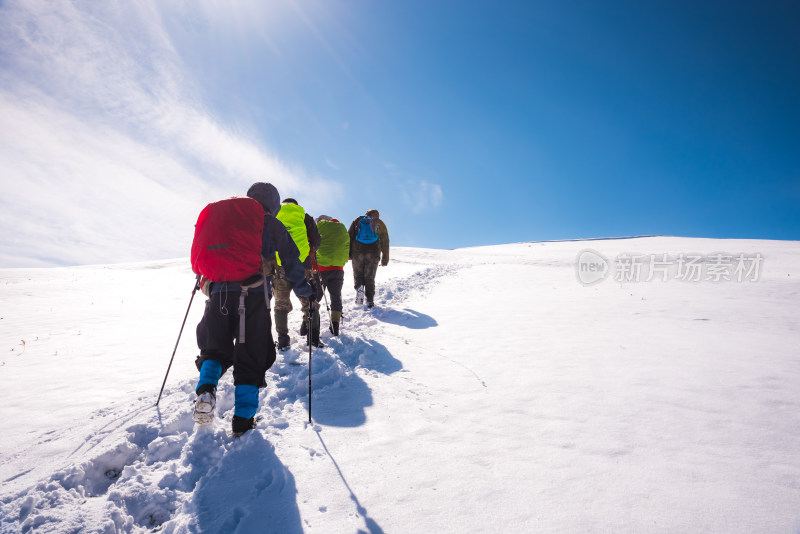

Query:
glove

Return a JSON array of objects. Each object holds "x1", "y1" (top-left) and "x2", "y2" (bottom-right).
[
  {"x1": 311, "y1": 281, "x2": 323, "y2": 302},
  {"x1": 297, "y1": 280, "x2": 312, "y2": 299}
]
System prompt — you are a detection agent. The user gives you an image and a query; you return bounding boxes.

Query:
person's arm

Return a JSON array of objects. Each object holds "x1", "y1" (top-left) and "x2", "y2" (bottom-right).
[
  {"x1": 379, "y1": 220, "x2": 389, "y2": 266},
  {"x1": 263, "y1": 216, "x2": 312, "y2": 297},
  {"x1": 347, "y1": 217, "x2": 359, "y2": 259},
  {"x1": 305, "y1": 213, "x2": 321, "y2": 252}
]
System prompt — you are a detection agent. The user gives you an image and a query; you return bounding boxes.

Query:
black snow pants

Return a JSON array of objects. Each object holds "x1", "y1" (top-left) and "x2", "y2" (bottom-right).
[
  {"x1": 196, "y1": 286, "x2": 274, "y2": 388},
  {"x1": 319, "y1": 270, "x2": 344, "y2": 312}
]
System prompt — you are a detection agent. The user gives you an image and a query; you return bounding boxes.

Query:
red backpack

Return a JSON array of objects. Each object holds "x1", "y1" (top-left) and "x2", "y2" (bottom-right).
[{"x1": 191, "y1": 197, "x2": 264, "y2": 282}]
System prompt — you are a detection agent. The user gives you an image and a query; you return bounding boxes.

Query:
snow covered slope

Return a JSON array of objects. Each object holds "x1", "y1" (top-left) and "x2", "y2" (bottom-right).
[{"x1": 1, "y1": 237, "x2": 799, "y2": 533}]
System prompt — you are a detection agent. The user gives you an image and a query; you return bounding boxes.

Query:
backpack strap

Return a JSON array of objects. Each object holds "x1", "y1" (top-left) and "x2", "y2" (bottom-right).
[
  {"x1": 238, "y1": 289, "x2": 248, "y2": 344},
  {"x1": 236, "y1": 276, "x2": 266, "y2": 345}
]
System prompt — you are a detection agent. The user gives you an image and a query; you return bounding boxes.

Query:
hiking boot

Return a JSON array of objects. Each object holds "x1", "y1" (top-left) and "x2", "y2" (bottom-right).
[
  {"x1": 307, "y1": 331, "x2": 325, "y2": 348},
  {"x1": 329, "y1": 321, "x2": 340, "y2": 336},
  {"x1": 277, "y1": 333, "x2": 290, "y2": 351},
  {"x1": 232, "y1": 415, "x2": 256, "y2": 437},
  {"x1": 355, "y1": 286, "x2": 365, "y2": 305},
  {"x1": 367, "y1": 301, "x2": 375, "y2": 309},
  {"x1": 192, "y1": 385, "x2": 216, "y2": 424}
]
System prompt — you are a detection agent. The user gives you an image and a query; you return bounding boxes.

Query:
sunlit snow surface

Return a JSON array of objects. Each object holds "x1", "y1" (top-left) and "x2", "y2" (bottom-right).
[{"x1": 1, "y1": 237, "x2": 799, "y2": 533}]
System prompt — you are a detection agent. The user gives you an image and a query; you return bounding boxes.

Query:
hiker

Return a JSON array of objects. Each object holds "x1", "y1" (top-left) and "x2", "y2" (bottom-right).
[
  {"x1": 348, "y1": 209, "x2": 389, "y2": 308},
  {"x1": 273, "y1": 198, "x2": 324, "y2": 349},
  {"x1": 314, "y1": 215, "x2": 350, "y2": 335},
  {"x1": 191, "y1": 183, "x2": 312, "y2": 436}
]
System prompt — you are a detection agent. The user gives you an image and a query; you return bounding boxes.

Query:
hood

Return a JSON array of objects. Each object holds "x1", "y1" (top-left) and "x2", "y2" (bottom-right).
[{"x1": 246, "y1": 183, "x2": 281, "y2": 215}]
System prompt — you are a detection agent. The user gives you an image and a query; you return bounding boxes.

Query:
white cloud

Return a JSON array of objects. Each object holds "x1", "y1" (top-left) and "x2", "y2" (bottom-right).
[
  {"x1": 0, "y1": 0, "x2": 338, "y2": 267},
  {"x1": 0, "y1": 91, "x2": 207, "y2": 267},
  {"x1": 402, "y1": 181, "x2": 444, "y2": 214}
]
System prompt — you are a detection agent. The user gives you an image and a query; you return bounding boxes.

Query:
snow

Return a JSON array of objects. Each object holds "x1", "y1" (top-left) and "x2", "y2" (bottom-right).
[{"x1": 1, "y1": 236, "x2": 799, "y2": 533}]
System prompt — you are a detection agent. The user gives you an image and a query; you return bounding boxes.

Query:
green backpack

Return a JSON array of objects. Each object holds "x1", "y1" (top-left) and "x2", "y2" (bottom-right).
[{"x1": 316, "y1": 220, "x2": 350, "y2": 267}]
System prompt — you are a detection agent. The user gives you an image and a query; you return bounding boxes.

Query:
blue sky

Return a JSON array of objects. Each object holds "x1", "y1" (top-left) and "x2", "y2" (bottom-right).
[{"x1": 1, "y1": 0, "x2": 798, "y2": 267}]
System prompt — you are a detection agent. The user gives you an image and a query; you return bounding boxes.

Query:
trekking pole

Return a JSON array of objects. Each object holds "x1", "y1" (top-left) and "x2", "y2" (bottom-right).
[
  {"x1": 156, "y1": 274, "x2": 201, "y2": 406},
  {"x1": 307, "y1": 304, "x2": 313, "y2": 423}
]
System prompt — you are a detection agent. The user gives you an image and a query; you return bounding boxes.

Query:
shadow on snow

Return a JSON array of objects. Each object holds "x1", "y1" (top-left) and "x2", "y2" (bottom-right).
[
  {"x1": 336, "y1": 336, "x2": 403, "y2": 376},
  {"x1": 372, "y1": 307, "x2": 437, "y2": 329},
  {"x1": 189, "y1": 431, "x2": 303, "y2": 534},
  {"x1": 300, "y1": 335, "x2": 403, "y2": 427},
  {"x1": 315, "y1": 429, "x2": 385, "y2": 534}
]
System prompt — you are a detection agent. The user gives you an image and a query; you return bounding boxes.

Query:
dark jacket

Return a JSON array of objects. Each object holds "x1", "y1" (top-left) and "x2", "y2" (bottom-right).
[
  {"x1": 348, "y1": 215, "x2": 390, "y2": 265},
  {"x1": 263, "y1": 215, "x2": 312, "y2": 297},
  {"x1": 305, "y1": 213, "x2": 321, "y2": 252}
]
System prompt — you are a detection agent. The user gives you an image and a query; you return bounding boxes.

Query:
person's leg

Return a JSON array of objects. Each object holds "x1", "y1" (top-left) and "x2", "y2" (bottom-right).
[
  {"x1": 352, "y1": 254, "x2": 369, "y2": 304},
  {"x1": 197, "y1": 360, "x2": 223, "y2": 392},
  {"x1": 301, "y1": 266, "x2": 322, "y2": 336},
  {"x1": 352, "y1": 254, "x2": 366, "y2": 290},
  {"x1": 231, "y1": 288, "x2": 273, "y2": 435},
  {"x1": 322, "y1": 270, "x2": 344, "y2": 335},
  {"x1": 196, "y1": 294, "x2": 236, "y2": 375},
  {"x1": 363, "y1": 255, "x2": 380, "y2": 305},
  {"x1": 324, "y1": 270, "x2": 345, "y2": 313},
  {"x1": 194, "y1": 292, "x2": 236, "y2": 423},
  {"x1": 272, "y1": 266, "x2": 293, "y2": 348},
  {"x1": 300, "y1": 295, "x2": 322, "y2": 345}
]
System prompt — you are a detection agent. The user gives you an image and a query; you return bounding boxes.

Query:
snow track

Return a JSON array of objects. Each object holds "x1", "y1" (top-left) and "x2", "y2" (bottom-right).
[{"x1": 0, "y1": 254, "x2": 450, "y2": 533}]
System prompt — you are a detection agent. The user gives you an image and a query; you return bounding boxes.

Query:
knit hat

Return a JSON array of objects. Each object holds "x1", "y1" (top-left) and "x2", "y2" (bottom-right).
[
  {"x1": 246, "y1": 183, "x2": 280, "y2": 215},
  {"x1": 315, "y1": 214, "x2": 334, "y2": 223},
  {"x1": 366, "y1": 209, "x2": 379, "y2": 218}
]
